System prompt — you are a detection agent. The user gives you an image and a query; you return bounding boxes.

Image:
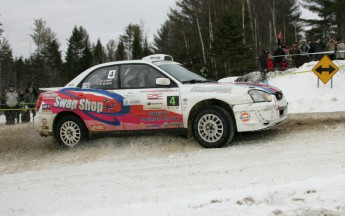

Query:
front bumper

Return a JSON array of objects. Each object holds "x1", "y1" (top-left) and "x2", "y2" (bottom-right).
[{"x1": 233, "y1": 97, "x2": 288, "y2": 132}]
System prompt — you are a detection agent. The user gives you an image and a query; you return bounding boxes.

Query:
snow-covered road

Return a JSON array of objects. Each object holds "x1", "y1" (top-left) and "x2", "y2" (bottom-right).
[{"x1": 1, "y1": 112, "x2": 345, "y2": 215}]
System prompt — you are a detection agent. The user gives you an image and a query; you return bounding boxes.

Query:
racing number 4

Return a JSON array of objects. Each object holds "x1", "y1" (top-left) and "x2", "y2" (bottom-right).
[{"x1": 167, "y1": 96, "x2": 180, "y2": 106}]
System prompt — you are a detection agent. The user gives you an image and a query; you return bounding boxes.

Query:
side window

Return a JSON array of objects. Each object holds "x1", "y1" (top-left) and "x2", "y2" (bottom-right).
[
  {"x1": 81, "y1": 66, "x2": 119, "y2": 89},
  {"x1": 120, "y1": 64, "x2": 166, "y2": 89}
]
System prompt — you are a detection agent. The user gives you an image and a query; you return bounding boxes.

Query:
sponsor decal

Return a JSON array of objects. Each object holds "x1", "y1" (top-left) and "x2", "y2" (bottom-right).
[
  {"x1": 169, "y1": 122, "x2": 183, "y2": 127},
  {"x1": 146, "y1": 124, "x2": 161, "y2": 128},
  {"x1": 164, "y1": 116, "x2": 179, "y2": 121},
  {"x1": 43, "y1": 93, "x2": 58, "y2": 100},
  {"x1": 41, "y1": 118, "x2": 49, "y2": 130},
  {"x1": 140, "y1": 117, "x2": 162, "y2": 122},
  {"x1": 123, "y1": 98, "x2": 141, "y2": 106},
  {"x1": 54, "y1": 88, "x2": 130, "y2": 127},
  {"x1": 146, "y1": 107, "x2": 162, "y2": 110},
  {"x1": 54, "y1": 96, "x2": 103, "y2": 113},
  {"x1": 191, "y1": 86, "x2": 232, "y2": 93},
  {"x1": 149, "y1": 111, "x2": 169, "y2": 116},
  {"x1": 42, "y1": 104, "x2": 52, "y2": 112},
  {"x1": 147, "y1": 102, "x2": 164, "y2": 106},
  {"x1": 140, "y1": 89, "x2": 178, "y2": 93},
  {"x1": 147, "y1": 93, "x2": 163, "y2": 100},
  {"x1": 42, "y1": 118, "x2": 47, "y2": 125},
  {"x1": 90, "y1": 124, "x2": 105, "y2": 131},
  {"x1": 240, "y1": 112, "x2": 251, "y2": 122}
]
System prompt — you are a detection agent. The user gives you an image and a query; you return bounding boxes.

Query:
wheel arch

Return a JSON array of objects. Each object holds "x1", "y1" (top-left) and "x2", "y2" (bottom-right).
[
  {"x1": 187, "y1": 99, "x2": 237, "y2": 137},
  {"x1": 53, "y1": 111, "x2": 89, "y2": 135}
]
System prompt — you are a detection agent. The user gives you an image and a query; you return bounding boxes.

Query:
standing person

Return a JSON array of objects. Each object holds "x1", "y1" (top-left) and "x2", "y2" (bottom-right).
[
  {"x1": 277, "y1": 31, "x2": 283, "y2": 45},
  {"x1": 18, "y1": 90, "x2": 31, "y2": 123},
  {"x1": 312, "y1": 38, "x2": 325, "y2": 61},
  {"x1": 335, "y1": 38, "x2": 345, "y2": 60},
  {"x1": 5, "y1": 84, "x2": 19, "y2": 125},
  {"x1": 325, "y1": 37, "x2": 337, "y2": 60},
  {"x1": 289, "y1": 43, "x2": 300, "y2": 67},
  {"x1": 274, "y1": 45, "x2": 286, "y2": 69},
  {"x1": 25, "y1": 81, "x2": 38, "y2": 100},
  {"x1": 260, "y1": 49, "x2": 270, "y2": 71},
  {"x1": 266, "y1": 54, "x2": 275, "y2": 72},
  {"x1": 298, "y1": 40, "x2": 311, "y2": 65},
  {"x1": 24, "y1": 87, "x2": 37, "y2": 122}
]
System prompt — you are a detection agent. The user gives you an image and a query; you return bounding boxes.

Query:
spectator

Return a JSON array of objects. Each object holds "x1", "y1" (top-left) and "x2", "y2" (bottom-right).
[
  {"x1": 298, "y1": 40, "x2": 310, "y2": 65},
  {"x1": 260, "y1": 49, "x2": 270, "y2": 71},
  {"x1": 289, "y1": 43, "x2": 300, "y2": 67},
  {"x1": 279, "y1": 58, "x2": 289, "y2": 71},
  {"x1": 312, "y1": 38, "x2": 325, "y2": 61},
  {"x1": 24, "y1": 87, "x2": 37, "y2": 122},
  {"x1": 266, "y1": 54, "x2": 275, "y2": 72},
  {"x1": 335, "y1": 38, "x2": 345, "y2": 60},
  {"x1": 282, "y1": 42, "x2": 289, "y2": 54},
  {"x1": 200, "y1": 66, "x2": 209, "y2": 78},
  {"x1": 325, "y1": 37, "x2": 337, "y2": 60},
  {"x1": 274, "y1": 45, "x2": 286, "y2": 68},
  {"x1": 277, "y1": 31, "x2": 283, "y2": 45},
  {"x1": 25, "y1": 81, "x2": 38, "y2": 100},
  {"x1": 4, "y1": 84, "x2": 19, "y2": 125}
]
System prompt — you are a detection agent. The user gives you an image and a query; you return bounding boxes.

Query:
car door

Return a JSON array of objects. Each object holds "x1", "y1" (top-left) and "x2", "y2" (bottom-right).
[
  {"x1": 118, "y1": 63, "x2": 184, "y2": 130},
  {"x1": 78, "y1": 65, "x2": 130, "y2": 132}
]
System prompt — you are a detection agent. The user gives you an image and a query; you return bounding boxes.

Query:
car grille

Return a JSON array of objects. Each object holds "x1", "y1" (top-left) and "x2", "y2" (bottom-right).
[{"x1": 275, "y1": 92, "x2": 283, "y2": 101}]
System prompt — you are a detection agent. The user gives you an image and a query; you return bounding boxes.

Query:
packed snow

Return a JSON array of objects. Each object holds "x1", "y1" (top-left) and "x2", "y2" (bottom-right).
[{"x1": 0, "y1": 61, "x2": 345, "y2": 216}]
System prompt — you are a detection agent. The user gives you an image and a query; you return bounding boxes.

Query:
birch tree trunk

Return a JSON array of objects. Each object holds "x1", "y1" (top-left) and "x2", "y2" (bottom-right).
[
  {"x1": 191, "y1": 1, "x2": 206, "y2": 64},
  {"x1": 268, "y1": 0, "x2": 277, "y2": 45}
]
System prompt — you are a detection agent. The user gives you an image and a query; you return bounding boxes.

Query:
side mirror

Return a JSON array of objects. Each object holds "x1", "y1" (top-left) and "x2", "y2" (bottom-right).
[{"x1": 156, "y1": 78, "x2": 171, "y2": 86}]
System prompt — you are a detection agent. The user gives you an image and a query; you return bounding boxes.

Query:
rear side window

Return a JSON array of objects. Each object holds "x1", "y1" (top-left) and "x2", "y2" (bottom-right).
[{"x1": 81, "y1": 66, "x2": 119, "y2": 89}]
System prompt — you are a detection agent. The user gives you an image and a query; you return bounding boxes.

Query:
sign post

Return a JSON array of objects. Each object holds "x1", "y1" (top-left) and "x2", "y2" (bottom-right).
[{"x1": 312, "y1": 55, "x2": 339, "y2": 87}]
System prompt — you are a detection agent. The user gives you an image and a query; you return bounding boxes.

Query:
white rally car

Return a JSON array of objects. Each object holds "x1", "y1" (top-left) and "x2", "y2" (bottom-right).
[{"x1": 35, "y1": 54, "x2": 288, "y2": 148}]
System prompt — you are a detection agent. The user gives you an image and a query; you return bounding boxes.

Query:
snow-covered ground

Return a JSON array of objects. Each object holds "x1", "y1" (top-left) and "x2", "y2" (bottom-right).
[{"x1": 1, "y1": 61, "x2": 345, "y2": 216}]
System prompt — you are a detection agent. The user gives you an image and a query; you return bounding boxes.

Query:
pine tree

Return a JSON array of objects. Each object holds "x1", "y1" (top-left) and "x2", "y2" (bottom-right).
[
  {"x1": 93, "y1": 39, "x2": 106, "y2": 65},
  {"x1": 65, "y1": 26, "x2": 92, "y2": 81},
  {"x1": 213, "y1": 13, "x2": 255, "y2": 78},
  {"x1": 0, "y1": 38, "x2": 14, "y2": 93},
  {"x1": 132, "y1": 27, "x2": 143, "y2": 59},
  {"x1": 143, "y1": 37, "x2": 152, "y2": 57},
  {"x1": 115, "y1": 39, "x2": 126, "y2": 61},
  {"x1": 302, "y1": 0, "x2": 337, "y2": 40}
]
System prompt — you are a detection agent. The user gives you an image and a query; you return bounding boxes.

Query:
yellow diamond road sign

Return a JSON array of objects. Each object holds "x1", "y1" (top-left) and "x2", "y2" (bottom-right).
[{"x1": 312, "y1": 55, "x2": 339, "y2": 84}]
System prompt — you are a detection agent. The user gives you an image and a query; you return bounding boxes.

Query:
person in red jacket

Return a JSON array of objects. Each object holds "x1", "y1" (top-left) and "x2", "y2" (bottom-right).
[
  {"x1": 266, "y1": 54, "x2": 275, "y2": 72},
  {"x1": 279, "y1": 58, "x2": 289, "y2": 71}
]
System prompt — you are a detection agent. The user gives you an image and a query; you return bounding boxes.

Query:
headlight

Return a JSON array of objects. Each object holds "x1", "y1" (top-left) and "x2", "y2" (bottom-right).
[{"x1": 248, "y1": 90, "x2": 272, "y2": 103}]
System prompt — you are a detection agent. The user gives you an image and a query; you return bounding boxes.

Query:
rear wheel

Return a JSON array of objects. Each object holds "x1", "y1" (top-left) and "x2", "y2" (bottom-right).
[
  {"x1": 55, "y1": 115, "x2": 88, "y2": 148},
  {"x1": 193, "y1": 106, "x2": 235, "y2": 148}
]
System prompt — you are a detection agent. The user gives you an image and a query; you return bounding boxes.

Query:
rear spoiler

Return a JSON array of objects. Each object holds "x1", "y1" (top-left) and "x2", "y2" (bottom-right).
[{"x1": 39, "y1": 87, "x2": 63, "y2": 92}]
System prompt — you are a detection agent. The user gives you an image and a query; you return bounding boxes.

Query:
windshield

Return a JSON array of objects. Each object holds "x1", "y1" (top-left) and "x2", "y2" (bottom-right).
[{"x1": 156, "y1": 62, "x2": 208, "y2": 83}]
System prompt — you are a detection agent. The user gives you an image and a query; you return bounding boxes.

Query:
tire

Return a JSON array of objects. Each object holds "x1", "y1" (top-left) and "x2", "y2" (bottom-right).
[
  {"x1": 193, "y1": 106, "x2": 236, "y2": 148},
  {"x1": 55, "y1": 115, "x2": 88, "y2": 148}
]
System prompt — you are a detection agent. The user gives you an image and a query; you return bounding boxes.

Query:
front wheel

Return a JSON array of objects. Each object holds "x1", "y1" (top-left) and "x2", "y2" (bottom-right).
[
  {"x1": 193, "y1": 106, "x2": 236, "y2": 148},
  {"x1": 55, "y1": 115, "x2": 88, "y2": 148}
]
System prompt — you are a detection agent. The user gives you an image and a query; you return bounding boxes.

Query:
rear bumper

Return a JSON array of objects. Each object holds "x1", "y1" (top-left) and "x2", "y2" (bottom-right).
[{"x1": 34, "y1": 113, "x2": 56, "y2": 137}]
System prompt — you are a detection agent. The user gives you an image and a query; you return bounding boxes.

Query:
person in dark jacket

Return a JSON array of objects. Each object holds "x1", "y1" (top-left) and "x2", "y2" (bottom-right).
[
  {"x1": 260, "y1": 49, "x2": 270, "y2": 71},
  {"x1": 312, "y1": 38, "x2": 325, "y2": 61},
  {"x1": 274, "y1": 45, "x2": 286, "y2": 68}
]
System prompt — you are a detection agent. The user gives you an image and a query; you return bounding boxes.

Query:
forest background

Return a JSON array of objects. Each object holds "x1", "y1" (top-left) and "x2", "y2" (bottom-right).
[{"x1": 0, "y1": 0, "x2": 344, "y2": 93}]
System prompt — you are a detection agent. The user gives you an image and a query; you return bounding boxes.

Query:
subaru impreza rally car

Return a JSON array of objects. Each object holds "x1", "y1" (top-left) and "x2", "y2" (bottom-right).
[{"x1": 35, "y1": 54, "x2": 288, "y2": 148}]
